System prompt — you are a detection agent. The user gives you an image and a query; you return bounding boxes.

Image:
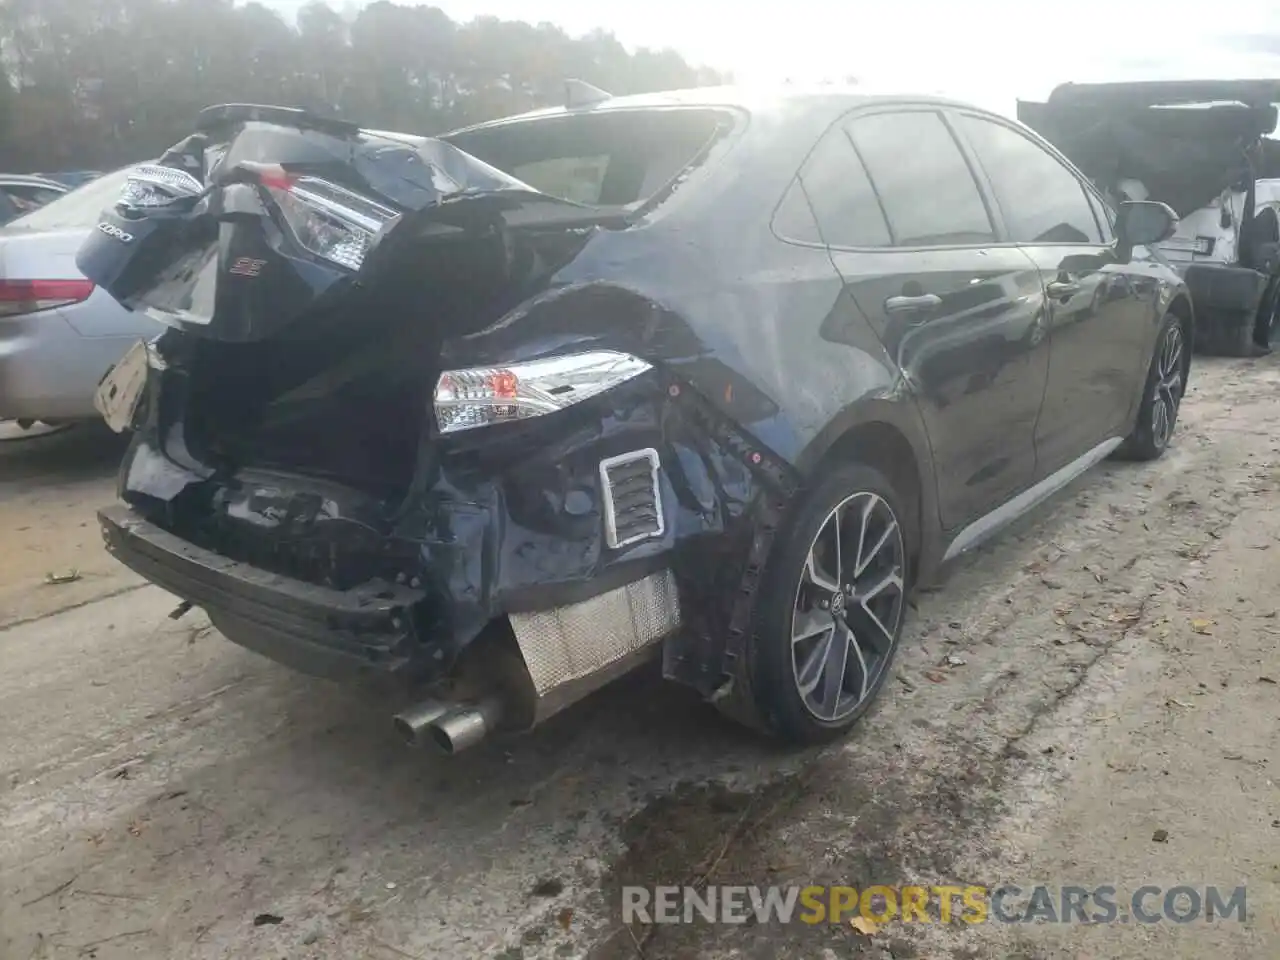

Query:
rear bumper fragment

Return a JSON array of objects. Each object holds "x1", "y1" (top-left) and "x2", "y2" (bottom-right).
[{"x1": 98, "y1": 504, "x2": 427, "y2": 679}]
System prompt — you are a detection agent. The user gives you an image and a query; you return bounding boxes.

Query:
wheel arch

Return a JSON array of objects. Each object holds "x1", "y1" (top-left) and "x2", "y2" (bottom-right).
[{"x1": 794, "y1": 400, "x2": 942, "y2": 584}]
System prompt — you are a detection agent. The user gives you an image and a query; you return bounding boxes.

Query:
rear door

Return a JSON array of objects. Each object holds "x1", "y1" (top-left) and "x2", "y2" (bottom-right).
[
  {"x1": 952, "y1": 112, "x2": 1149, "y2": 476},
  {"x1": 802, "y1": 107, "x2": 1051, "y2": 531}
]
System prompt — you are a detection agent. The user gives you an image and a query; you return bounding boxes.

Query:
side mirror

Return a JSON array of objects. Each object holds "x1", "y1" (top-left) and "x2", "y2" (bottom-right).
[{"x1": 1115, "y1": 200, "x2": 1178, "y2": 258}]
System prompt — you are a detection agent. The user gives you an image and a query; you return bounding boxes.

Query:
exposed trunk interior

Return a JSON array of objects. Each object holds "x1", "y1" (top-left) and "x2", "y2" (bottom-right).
[
  {"x1": 183, "y1": 324, "x2": 432, "y2": 500},
  {"x1": 176, "y1": 214, "x2": 597, "y2": 501}
]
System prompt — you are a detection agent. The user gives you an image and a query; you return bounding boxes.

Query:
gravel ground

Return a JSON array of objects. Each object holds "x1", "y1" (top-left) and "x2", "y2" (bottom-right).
[{"x1": 1, "y1": 357, "x2": 1277, "y2": 960}]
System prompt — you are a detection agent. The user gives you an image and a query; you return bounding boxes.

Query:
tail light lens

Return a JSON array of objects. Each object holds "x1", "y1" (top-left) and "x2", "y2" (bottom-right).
[
  {"x1": 434, "y1": 351, "x2": 653, "y2": 434},
  {"x1": 263, "y1": 174, "x2": 400, "y2": 271},
  {"x1": 0, "y1": 279, "x2": 95, "y2": 317},
  {"x1": 118, "y1": 164, "x2": 205, "y2": 209}
]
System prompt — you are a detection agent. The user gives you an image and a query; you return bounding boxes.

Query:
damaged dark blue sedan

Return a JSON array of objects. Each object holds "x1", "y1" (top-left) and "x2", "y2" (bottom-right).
[{"x1": 80, "y1": 85, "x2": 1192, "y2": 753}]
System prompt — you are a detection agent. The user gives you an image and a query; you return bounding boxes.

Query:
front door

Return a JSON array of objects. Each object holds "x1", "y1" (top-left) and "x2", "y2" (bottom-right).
[{"x1": 952, "y1": 112, "x2": 1151, "y2": 475}]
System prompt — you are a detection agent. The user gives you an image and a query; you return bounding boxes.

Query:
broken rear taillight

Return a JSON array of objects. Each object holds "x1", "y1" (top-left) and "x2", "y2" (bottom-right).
[
  {"x1": 117, "y1": 164, "x2": 205, "y2": 209},
  {"x1": 0, "y1": 279, "x2": 95, "y2": 317},
  {"x1": 260, "y1": 170, "x2": 400, "y2": 271}
]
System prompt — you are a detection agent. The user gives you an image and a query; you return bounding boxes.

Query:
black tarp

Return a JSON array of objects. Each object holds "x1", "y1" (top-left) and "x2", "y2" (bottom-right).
[{"x1": 1018, "y1": 80, "x2": 1280, "y2": 216}]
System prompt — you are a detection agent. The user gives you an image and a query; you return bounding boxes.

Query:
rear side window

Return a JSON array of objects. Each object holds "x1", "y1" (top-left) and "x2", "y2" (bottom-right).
[
  {"x1": 445, "y1": 108, "x2": 729, "y2": 208},
  {"x1": 957, "y1": 115, "x2": 1103, "y2": 244},
  {"x1": 7, "y1": 168, "x2": 131, "y2": 230},
  {"x1": 847, "y1": 111, "x2": 995, "y2": 247},
  {"x1": 785, "y1": 128, "x2": 891, "y2": 247},
  {"x1": 2, "y1": 183, "x2": 64, "y2": 213}
]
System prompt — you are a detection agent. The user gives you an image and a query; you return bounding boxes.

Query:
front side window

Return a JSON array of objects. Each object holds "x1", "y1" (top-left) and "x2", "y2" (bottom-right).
[
  {"x1": 1086, "y1": 188, "x2": 1116, "y2": 241},
  {"x1": 846, "y1": 110, "x2": 995, "y2": 247},
  {"x1": 957, "y1": 115, "x2": 1103, "y2": 244}
]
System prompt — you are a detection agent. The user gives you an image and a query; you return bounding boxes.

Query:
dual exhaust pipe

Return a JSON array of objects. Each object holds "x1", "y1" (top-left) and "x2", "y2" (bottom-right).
[{"x1": 392, "y1": 695, "x2": 505, "y2": 755}]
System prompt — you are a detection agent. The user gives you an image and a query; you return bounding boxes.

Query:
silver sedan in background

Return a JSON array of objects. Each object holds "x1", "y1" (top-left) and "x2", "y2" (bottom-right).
[{"x1": 0, "y1": 167, "x2": 163, "y2": 428}]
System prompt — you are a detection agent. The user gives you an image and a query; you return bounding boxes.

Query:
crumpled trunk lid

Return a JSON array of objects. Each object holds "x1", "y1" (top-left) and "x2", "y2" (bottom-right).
[
  {"x1": 80, "y1": 104, "x2": 622, "y2": 503},
  {"x1": 76, "y1": 103, "x2": 619, "y2": 343}
]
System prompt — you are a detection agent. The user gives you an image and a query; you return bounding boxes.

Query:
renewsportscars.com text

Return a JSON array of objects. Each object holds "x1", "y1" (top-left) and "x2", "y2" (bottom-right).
[{"x1": 622, "y1": 884, "x2": 1247, "y2": 925}]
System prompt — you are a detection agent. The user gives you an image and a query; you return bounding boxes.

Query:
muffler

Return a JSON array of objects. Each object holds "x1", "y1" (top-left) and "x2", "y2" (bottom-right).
[
  {"x1": 392, "y1": 698, "x2": 453, "y2": 748},
  {"x1": 424, "y1": 695, "x2": 505, "y2": 755}
]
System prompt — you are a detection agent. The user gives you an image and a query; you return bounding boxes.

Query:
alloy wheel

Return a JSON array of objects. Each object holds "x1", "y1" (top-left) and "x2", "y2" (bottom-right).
[
  {"x1": 1151, "y1": 323, "x2": 1184, "y2": 449},
  {"x1": 791, "y1": 491, "x2": 906, "y2": 722}
]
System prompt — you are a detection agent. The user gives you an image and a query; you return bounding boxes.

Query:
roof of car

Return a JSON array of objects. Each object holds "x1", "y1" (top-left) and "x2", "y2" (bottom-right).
[
  {"x1": 447, "y1": 84, "x2": 979, "y2": 134},
  {"x1": 0, "y1": 173, "x2": 67, "y2": 189}
]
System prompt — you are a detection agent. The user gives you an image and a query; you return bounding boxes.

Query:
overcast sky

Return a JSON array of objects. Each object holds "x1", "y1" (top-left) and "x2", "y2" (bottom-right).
[{"x1": 265, "y1": 0, "x2": 1280, "y2": 116}]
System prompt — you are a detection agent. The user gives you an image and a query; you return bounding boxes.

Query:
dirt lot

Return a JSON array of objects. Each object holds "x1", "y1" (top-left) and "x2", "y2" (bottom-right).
[{"x1": 1, "y1": 357, "x2": 1278, "y2": 960}]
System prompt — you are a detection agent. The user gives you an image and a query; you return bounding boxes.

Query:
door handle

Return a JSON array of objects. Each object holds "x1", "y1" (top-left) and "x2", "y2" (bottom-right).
[
  {"x1": 885, "y1": 293, "x2": 941, "y2": 314},
  {"x1": 1045, "y1": 279, "x2": 1081, "y2": 299}
]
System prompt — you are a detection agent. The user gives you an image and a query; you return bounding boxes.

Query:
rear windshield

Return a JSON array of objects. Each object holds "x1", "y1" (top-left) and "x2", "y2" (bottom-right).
[
  {"x1": 443, "y1": 108, "x2": 730, "y2": 208},
  {"x1": 8, "y1": 168, "x2": 132, "y2": 230}
]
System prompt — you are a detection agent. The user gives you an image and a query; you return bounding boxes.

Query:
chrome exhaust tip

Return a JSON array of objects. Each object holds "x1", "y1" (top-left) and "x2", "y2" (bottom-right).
[
  {"x1": 424, "y1": 696, "x2": 505, "y2": 755},
  {"x1": 392, "y1": 699, "x2": 453, "y2": 748}
]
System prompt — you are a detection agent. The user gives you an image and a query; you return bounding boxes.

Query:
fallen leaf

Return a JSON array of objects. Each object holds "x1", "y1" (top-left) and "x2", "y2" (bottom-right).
[
  {"x1": 849, "y1": 916, "x2": 878, "y2": 936},
  {"x1": 44, "y1": 569, "x2": 81, "y2": 585},
  {"x1": 922, "y1": 670, "x2": 948, "y2": 683},
  {"x1": 1152, "y1": 829, "x2": 1169, "y2": 843},
  {"x1": 557, "y1": 908, "x2": 574, "y2": 931},
  {"x1": 253, "y1": 913, "x2": 284, "y2": 926},
  {"x1": 1190, "y1": 618, "x2": 1213, "y2": 635}
]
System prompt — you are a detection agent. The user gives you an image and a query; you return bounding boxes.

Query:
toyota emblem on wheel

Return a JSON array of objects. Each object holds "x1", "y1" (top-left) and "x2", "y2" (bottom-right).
[{"x1": 97, "y1": 222, "x2": 134, "y2": 243}]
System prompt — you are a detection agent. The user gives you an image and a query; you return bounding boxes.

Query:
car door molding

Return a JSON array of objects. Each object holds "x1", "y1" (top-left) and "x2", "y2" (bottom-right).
[{"x1": 941, "y1": 434, "x2": 1123, "y2": 562}]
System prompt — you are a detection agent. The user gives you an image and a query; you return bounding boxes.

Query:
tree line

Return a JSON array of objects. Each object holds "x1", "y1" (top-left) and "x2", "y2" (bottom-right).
[{"x1": 0, "y1": 0, "x2": 726, "y2": 173}]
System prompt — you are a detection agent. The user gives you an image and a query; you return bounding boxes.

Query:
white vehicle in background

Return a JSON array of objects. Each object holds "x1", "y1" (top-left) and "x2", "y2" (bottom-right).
[
  {"x1": 0, "y1": 166, "x2": 163, "y2": 434},
  {"x1": 1019, "y1": 79, "x2": 1280, "y2": 356},
  {"x1": 0, "y1": 174, "x2": 67, "y2": 226}
]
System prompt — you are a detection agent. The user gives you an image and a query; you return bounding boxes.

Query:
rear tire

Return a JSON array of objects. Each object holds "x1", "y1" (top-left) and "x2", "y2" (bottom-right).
[
  {"x1": 1114, "y1": 311, "x2": 1186, "y2": 462},
  {"x1": 749, "y1": 463, "x2": 910, "y2": 745}
]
